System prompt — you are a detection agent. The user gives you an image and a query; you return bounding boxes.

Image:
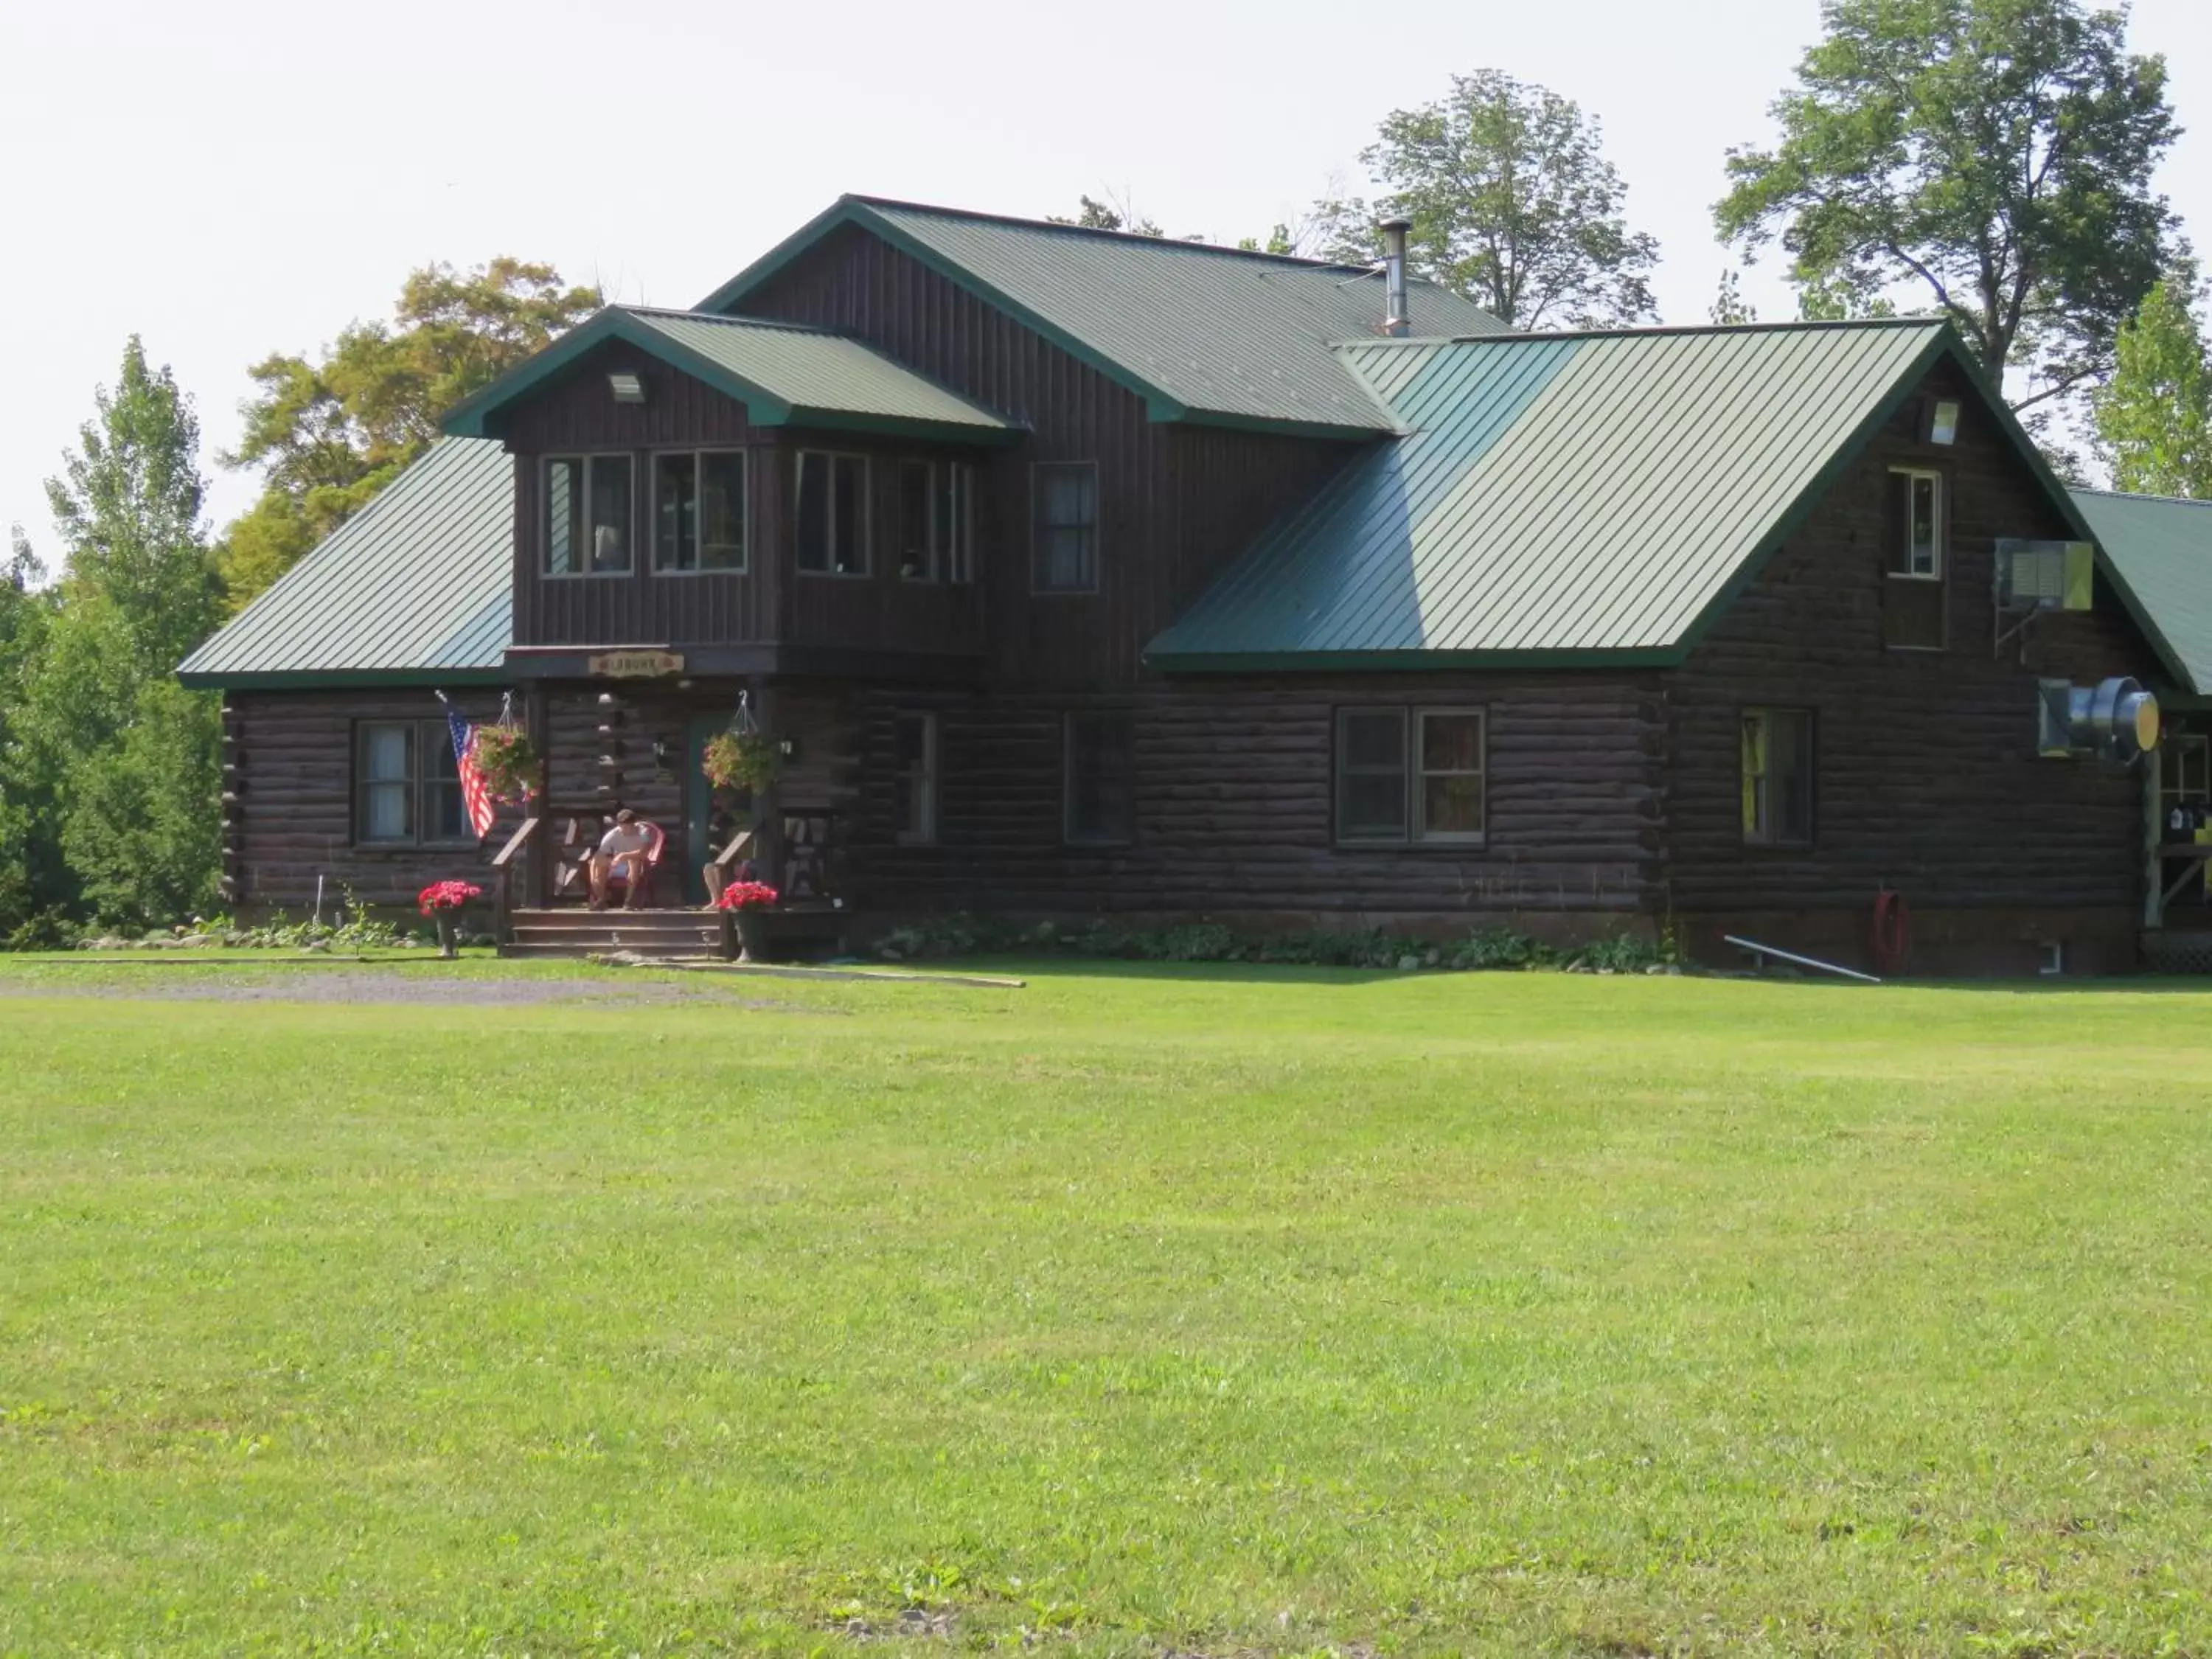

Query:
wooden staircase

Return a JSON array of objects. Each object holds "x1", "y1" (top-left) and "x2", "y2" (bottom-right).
[{"x1": 503, "y1": 907, "x2": 722, "y2": 961}]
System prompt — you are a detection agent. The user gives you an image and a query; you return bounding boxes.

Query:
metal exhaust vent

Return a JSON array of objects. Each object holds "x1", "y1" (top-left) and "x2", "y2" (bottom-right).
[{"x1": 2037, "y1": 676, "x2": 2160, "y2": 761}]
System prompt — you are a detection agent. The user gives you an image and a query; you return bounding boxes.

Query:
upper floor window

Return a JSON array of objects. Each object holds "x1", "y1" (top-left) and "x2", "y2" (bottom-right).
[
  {"x1": 654, "y1": 451, "x2": 748, "y2": 572},
  {"x1": 1890, "y1": 468, "x2": 1944, "y2": 578},
  {"x1": 1335, "y1": 707, "x2": 1487, "y2": 846},
  {"x1": 545, "y1": 455, "x2": 633, "y2": 575},
  {"x1": 1034, "y1": 462, "x2": 1099, "y2": 594},
  {"x1": 356, "y1": 720, "x2": 475, "y2": 846},
  {"x1": 1742, "y1": 707, "x2": 1815, "y2": 847},
  {"x1": 796, "y1": 451, "x2": 869, "y2": 576},
  {"x1": 897, "y1": 459, "x2": 975, "y2": 582}
]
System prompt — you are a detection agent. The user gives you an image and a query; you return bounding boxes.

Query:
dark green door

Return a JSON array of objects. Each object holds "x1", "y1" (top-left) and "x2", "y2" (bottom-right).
[{"x1": 684, "y1": 714, "x2": 722, "y2": 905}]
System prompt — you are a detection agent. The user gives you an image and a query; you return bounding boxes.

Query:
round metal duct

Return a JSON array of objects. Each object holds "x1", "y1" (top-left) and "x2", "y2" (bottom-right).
[{"x1": 2077, "y1": 677, "x2": 2160, "y2": 760}]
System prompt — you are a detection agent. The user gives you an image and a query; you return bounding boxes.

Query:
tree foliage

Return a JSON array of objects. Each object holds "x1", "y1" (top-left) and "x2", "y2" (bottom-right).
[
  {"x1": 2092, "y1": 274, "x2": 2212, "y2": 497},
  {"x1": 1343, "y1": 71, "x2": 1660, "y2": 328},
  {"x1": 218, "y1": 259, "x2": 600, "y2": 607},
  {"x1": 1716, "y1": 0, "x2": 2181, "y2": 415},
  {"x1": 0, "y1": 341, "x2": 224, "y2": 941}
]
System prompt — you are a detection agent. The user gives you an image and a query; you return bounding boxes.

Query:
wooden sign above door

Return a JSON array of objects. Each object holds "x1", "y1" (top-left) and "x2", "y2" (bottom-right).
[{"x1": 587, "y1": 650, "x2": 686, "y2": 679}]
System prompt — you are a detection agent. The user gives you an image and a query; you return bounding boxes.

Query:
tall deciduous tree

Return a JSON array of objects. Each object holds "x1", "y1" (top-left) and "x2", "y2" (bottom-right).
[
  {"x1": 219, "y1": 258, "x2": 600, "y2": 606},
  {"x1": 44, "y1": 338, "x2": 218, "y2": 676},
  {"x1": 2093, "y1": 276, "x2": 2212, "y2": 497},
  {"x1": 1715, "y1": 0, "x2": 2182, "y2": 417},
  {"x1": 1349, "y1": 71, "x2": 1660, "y2": 328}
]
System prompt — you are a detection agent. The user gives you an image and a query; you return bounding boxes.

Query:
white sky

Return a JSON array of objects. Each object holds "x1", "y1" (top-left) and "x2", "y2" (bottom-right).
[{"x1": 4, "y1": 0, "x2": 2210, "y2": 554}]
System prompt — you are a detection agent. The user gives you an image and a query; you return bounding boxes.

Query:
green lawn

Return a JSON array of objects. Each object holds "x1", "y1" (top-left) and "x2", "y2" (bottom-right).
[{"x1": 4, "y1": 960, "x2": 2211, "y2": 1656}]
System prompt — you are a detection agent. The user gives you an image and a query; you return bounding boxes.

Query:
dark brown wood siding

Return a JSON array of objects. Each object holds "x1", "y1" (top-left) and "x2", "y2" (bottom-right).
[
  {"x1": 223, "y1": 690, "x2": 517, "y2": 917},
  {"x1": 1664, "y1": 361, "x2": 2153, "y2": 950},
  {"x1": 740, "y1": 223, "x2": 1359, "y2": 686}
]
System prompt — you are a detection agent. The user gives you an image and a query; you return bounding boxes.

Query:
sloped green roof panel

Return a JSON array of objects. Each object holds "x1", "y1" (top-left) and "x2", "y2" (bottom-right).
[
  {"x1": 700, "y1": 196, "x2": 1506, "y2": 435},
  {"x1": 1149, "y1": 320, "x2": 1955, "y2": 667},
  {"x1": 2070, "y1": 488, "x2": 2212, "y2": 696},
  {"x1": 178, "y1": 437, "x2": 512, "y2": 686},
  {"x1": 442, "y1": 307, "x2": 1010, "y2": 442}
]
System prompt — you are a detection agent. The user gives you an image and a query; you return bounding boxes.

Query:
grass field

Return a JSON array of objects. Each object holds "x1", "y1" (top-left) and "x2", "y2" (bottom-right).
[{"x1": 4, "y1": 958, "x2": 2212, "y2": 1656}]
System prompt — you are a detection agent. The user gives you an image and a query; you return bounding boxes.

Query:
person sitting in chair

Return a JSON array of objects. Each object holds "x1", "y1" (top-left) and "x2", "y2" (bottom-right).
[{"x1": 588, "y1": 810, "x2": 655, "y2": 911}]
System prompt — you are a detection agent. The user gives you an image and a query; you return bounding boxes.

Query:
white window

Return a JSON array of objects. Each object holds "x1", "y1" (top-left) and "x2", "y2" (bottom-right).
[
  {"x1": 796, "y1": 451, "x2": 869, "y2": 575},
  {"x1": 895, "y1": 460, "x2": 975, "y2": 582},
  {"x1": 1335, "y1": 708, "x2": 1486, "y2": 846},
  {"x1": 545, "y1": 455, "x2": 633, "y2": 575},
  {"x1": 653, "y1": 451, "x2": 747, "y2": 572},
  {"x1": 1891, "y1": 467, "x2": 1944, "y2": 579}
]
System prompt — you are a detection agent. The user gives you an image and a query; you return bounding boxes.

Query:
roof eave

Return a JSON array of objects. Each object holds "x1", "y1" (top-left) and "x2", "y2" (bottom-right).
[
  {"x1": 178, "y1": 667, "x2": 513, "y2": 692},
  {"x1": 1141, "y1": 645, "x2": 1686, "y2": 675}
]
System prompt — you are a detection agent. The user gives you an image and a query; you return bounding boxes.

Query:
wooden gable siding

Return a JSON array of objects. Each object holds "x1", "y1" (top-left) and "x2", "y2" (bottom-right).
[
  {"x1": 739, "y1": 222, "x2": 1357, "y2": 687},
  {"x1": 1664, "y1": 361, "x2": 2151, "y2": 928},
  {"x1": 222, "y1": 690, "x2": 519, "y2": 917},
  {"x1": 506, "y1": 340, "x2": 768, "y2": 648}
]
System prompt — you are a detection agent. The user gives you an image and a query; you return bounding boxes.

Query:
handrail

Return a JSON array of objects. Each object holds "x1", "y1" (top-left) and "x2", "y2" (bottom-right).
[
  {"x1": 712, "y1": 828, "x2": 756, "y2": 869},
  {"x1": 491, "y1": 815, "x2": 540, "y2": 869}
]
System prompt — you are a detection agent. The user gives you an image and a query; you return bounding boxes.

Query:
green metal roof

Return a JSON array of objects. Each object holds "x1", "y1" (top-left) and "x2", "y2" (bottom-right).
[
  {"x1": 442, "y1": 307, "x2": 1013, "y2": 443},
  {"x1": 698, "y1": 195, "x2": 1508, "y2": 437},
  {"x1": 178, "y1": 437, "x2": 512, "y2": 688},
  {"x1": 1148, "y1": 319, "x2": 2028, "y2": 669},
  {"x1": 2070, "y1": 488, "x2": 2212, "y2": 697}
]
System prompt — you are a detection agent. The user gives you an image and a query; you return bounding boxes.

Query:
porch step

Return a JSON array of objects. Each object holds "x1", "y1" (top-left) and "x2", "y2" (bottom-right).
[{"x1": 503, "y1": 907, "x2": 722, "y2": 961}]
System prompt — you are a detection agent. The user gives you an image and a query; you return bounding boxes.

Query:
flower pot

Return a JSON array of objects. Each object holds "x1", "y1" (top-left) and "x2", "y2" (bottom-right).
[
  {"x1": 435, "y1": 912, "x2": 460, "y2": 959},
  {"x1": 733, "y1": 908, "x2": 771, "y2": 964}
]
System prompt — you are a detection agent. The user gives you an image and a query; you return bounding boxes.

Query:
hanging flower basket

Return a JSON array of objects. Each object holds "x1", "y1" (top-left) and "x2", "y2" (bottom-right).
[
  {"x1": 473, "y1": 724, "x2": 539, "y2": 801},
  {"x1": 417, "y1": 880, "x2": 484, "y2": 959},
  {"x1": 701, "y1": 728, "x2": 782, "y2": 793}
]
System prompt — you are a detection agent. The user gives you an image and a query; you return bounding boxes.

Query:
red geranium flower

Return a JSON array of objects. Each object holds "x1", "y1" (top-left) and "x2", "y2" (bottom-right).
[
  {"x1": 417, "y1": 880, "x2": 484, "y2": 916},
  {"x1": 712, "y1": 881, "x2": 779, "y2": 912}
]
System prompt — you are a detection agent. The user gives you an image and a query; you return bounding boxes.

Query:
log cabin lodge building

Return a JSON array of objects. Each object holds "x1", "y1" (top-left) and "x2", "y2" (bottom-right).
[{"x1": 180, "y1": 195, "x2": 2212, "y2": 974}]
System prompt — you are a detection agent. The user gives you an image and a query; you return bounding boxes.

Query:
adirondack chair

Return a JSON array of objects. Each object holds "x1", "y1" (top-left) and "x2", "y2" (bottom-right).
[{"x1": 597, "y1": 819, "x2": 667, "y2": 909}]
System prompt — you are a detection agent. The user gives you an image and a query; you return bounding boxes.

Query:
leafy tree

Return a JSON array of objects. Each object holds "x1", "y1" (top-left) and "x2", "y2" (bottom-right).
[
  {"x1": 1716, "y1": 0, "x2": 2182, "y2": 417},
  {"x1": 1051, "y1": 195, "x2": 1165, "y2": 237},
  {"x1": 1347, "y1": 71, "x2": 1660, "y2": 328},
  {"x1": 1711, "y1": 268, "x2": 1760, "y2": 327},
  {"x1": 62, "y1": 671, "x2": 223, "y2": 930},
  {"x1": 220, "y1": 258, "x2": 600, "y2": 606},
  {"x1": 2093, "y1": 275, "x2": 2212, "y2": 497},
  {"x1": 44, "y1": 338, "x2": 218, "y2": 675}
]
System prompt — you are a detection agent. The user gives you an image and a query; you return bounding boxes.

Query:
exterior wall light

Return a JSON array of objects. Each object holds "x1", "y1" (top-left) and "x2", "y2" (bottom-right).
[{"x1": 608, "y1": 372, "x2": 647, "y2": 403}]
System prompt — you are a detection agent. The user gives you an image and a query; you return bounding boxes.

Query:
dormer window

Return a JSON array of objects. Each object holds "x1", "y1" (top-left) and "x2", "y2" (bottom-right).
[
  {"x1": 796, "y1": 451, "x2": 869, "y2": 576},
  {"x1": 545, "y1": 455, "x2": 633, "y2": 575}
]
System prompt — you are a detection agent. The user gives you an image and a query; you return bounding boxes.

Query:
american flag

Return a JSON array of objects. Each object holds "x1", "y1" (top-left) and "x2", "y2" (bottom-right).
[{"x1": 446, "y1": 708, "x2": 498, "y2": 840}]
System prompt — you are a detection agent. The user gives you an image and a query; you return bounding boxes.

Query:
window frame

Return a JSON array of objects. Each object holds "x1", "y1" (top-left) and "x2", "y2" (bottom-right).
[
  {"x1": 1740, "y1": 706, "x2": 1818, "y2": 849},
  {"x1": 650, "y1": 448, "x2": 750, "y2": 575},
  {"x1": 794, "y1": 448, "x2": 872, "y2": 578},
  {"x1": 353, "y1": 718, "x2": 480, "y2": 850},
  {"x1": 1062, "y1": 708, "x2": 1135, "y2": 847},
  {"x1": 541, "y1": 452, "x2": 636, "y2": 578},
  {"x1": 1332, "y1": 706, "x2": 1488, "y2": 848},
  {"x1": 1032, "y1": 460, "x2": 1101, "y2": 596},
  {"x1": 891, "y1": 711, "x2": 940, "y2": 846},
  {"x1": 1888, "y1": 466, "x2": 1946, "y2": 581},
  {"x1": 1413, "y1": 706, "x2": 1489, "y2": 846},
  {"x1": 894, "y1": 459, "x2": 976, "y2": 585}
]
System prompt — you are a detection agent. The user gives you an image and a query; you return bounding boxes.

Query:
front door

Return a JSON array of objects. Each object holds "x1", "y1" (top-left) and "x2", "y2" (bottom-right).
[{"x1": 684, "y1": 714, "x2": 723, "y2": 906}]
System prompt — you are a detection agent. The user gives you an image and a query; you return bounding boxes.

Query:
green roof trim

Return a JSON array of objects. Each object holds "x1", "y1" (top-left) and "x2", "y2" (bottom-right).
[
  {"x1": 1148, "y1": 319, "x2": 2118, "y2": 674},
  {"x1": 2070, "y1": 488, "x2": 2212, "y2": 697},
  {"x1": 698, "y1": 195, "x2": 1506, "y2": 437},
  {"x1": 440, "y1": 307, "x2": 1013, "y2": 442},
  {"x1": 178, "y1": 437, "x2": 513, "y2": 688}
]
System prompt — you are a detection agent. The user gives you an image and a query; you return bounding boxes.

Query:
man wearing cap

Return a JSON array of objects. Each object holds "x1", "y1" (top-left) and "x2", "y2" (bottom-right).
[{"x1": 588, "y1": 809, "x2": 656, "y2": 911}]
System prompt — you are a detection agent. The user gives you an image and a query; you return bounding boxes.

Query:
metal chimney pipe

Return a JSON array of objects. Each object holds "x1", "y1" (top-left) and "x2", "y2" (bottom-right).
[{"x1": 1380, "y1": 218, "x2": 1413, "y2": 337}]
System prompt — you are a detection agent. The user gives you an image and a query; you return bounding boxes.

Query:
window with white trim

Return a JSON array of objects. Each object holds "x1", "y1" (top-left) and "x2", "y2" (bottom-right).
[
  {"x1": 796, "y1": 450, "x2": 869, "y2": 575},
  {"x1": 1890, "y1": 467, "x2": 1944, "y2": 578},
  {"x1": 544, "y1": 454, "x2": 633, "y2": 575},
  {"x1": 1334, "y1": 708, "x2": 1486, "y2": 846}
]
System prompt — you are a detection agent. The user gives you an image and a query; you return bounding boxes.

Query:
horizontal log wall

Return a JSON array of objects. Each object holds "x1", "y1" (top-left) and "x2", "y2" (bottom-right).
[
  {"x1": 1666, "y1": 361, "x2": 2152, "y2": 933},
  {"x1": 225, "y1": 691, "x2": 518, "y2": 917},
  {"x1": 830, "y1": 674, "x2": 1665, "y2": 919}
]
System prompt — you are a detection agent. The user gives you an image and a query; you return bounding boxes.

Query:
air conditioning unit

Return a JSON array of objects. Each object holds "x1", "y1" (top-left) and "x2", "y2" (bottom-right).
[
  {"x1": 1997, "y1": 540, "x2": 2095, "y2": 613},
  {"x1": 2037, "y1": 676, "x2": 2160, "y2": 761}
]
